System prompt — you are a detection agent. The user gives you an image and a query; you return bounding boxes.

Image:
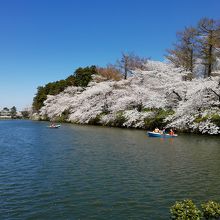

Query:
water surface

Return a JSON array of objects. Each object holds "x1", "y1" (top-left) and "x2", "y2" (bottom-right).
[{"x1": 0, "y1": 120, "x2": 220, "y2": 219}]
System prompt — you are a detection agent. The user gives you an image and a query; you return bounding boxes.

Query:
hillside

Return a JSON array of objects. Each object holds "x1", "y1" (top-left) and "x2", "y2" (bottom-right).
[{"x1": 35, "y1": 61, "x2": 220, "y2": 135}]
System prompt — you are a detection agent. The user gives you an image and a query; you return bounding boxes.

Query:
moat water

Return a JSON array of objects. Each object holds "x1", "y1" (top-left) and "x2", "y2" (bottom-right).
[{"x1": 0, "y1": 120, "x2": 220, "y2": 219}]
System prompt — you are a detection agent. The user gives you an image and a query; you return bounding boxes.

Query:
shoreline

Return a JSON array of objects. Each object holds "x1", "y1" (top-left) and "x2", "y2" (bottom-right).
[{"x1": 31, "y1": 117, "x2": 220, "y2": 136}]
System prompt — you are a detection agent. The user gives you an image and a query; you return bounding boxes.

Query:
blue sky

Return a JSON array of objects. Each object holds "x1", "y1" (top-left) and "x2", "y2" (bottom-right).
[{"x1": 0, "y1": 0, "x2": 220, "y2": 110}]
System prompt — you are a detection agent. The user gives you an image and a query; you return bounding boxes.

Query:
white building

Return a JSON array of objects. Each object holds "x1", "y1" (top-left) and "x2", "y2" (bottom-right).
[{"x1": 0, "y1": 109, "x2": 11, "y2": 118}]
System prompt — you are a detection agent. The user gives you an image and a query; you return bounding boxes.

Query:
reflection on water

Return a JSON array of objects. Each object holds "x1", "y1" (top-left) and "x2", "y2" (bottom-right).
[{"x1": 0, "y1": 120, "x2": 220, "y2": 219}]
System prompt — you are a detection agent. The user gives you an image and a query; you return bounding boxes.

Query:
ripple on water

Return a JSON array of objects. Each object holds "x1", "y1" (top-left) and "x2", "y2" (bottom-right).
[{"x1": 0, "y1": 120, "x2": 220, "y2": 219}]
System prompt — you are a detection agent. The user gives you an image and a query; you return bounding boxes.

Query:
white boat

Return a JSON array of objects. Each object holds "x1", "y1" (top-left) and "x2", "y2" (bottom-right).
[{"x1": 47, "y1": 124, "x2": 61, "y2": 128}]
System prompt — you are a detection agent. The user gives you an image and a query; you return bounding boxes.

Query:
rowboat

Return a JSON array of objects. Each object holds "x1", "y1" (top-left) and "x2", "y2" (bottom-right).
[
  {"x1": 47, "y1": 124, "x2": 61, "y2": 128},
  {"x1": 147, "y1": 131, "x2": 178, "y2": 138}
]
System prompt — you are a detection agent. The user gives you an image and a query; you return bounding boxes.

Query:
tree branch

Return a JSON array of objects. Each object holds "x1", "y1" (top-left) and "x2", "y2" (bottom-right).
[
  {"x1": 172, "y1": 90, "x2": 182, "y2": 101},
  {"x1": 209, "y1": 88, "x2": 220, "y2": 102}
]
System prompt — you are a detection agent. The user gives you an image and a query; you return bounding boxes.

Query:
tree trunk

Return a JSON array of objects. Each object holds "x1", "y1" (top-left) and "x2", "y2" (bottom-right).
[
  {"x1": 190, "y1": 49, "x2": 193, "y2": 73},
  {"x1": 207, "y1": 44, "x2": 212, "y2": 77},
  {"x1": 124, "y1": 67, "x2": 127, "y2": 79}
]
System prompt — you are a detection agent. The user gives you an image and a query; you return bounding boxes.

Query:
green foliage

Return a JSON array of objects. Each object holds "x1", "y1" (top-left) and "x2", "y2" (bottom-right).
[
  {"x1": 114, "y1": 111, "x2": 127, "y2": 127},
  {"x1": 88, "y1": 114, "x2": 102, "y2": 125},
  {"x1": 170, "y1": 200, "x2": 220, "y2": 220},
  {"x1": 210, "y1": 114, "x2": 220, "y2": 127},
  {"x1": 142, "y1": 107, "x2": 153, "y2": 112},
  {"x1": 38, "y1": 115, "x2": 50, "y2": 121},
  {"x1": 201, "y1": 201, "x2": 220, "y2": 219},
  {"x1": 157, "y1": 108, "x2": 175, "y2": 118},
  {"x1": 32, "y1": 66, "x2": 97, "y2": 112},
  {"x1": 144, "y1": 117, "x2": 159, "y2": 130},
  {"x1": 32, "y1": 86, "x2": 49, "y2": 112},
  {"x1": 136, "y1": 103, "x2": 143, "y2": 112},
  {"x1": 65, "y1": 75, "x2": 75, "y2": 86},
  {"x1": 21, "y1": 110, "x2": 29, "y2": 119},
  {"x1": 3, "y1": 107, "x2": 9, "y2": 111},
  {"x1": 144, "y1": 108, "x2": 175, "y2": 130},
  {"x1": 170, "y1": 199, "x2": 202, "y2": 220},
  {"x1": 74, "y1": 65, "x2": 97, "y2": 87},
  {"x1": 45, "y1": 80, "x2": 68, "y2": 95},
  {"x1": 53, "y1": 110, "x2": 70, "y2": 123},
  {"x1": 105, "y1": 111, "x2": 127, "y2": 127},
  {"x1": 10, "y1": 106, "x2": 17, "y2": 118},
  {"x1": 194, "y1": 116, "x2": 208, "y2": 123},
  {"x1": 101, "y1": 103, "x2": 110, "y2": 115},
  {"x1": 194, "y1": 114, "x2": 220, "y2": 127}
]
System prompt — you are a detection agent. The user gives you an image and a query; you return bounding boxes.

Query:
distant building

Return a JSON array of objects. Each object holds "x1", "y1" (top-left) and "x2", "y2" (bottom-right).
[{"x1": 0, "y1": 109, "x2": 11, "y2": 118}]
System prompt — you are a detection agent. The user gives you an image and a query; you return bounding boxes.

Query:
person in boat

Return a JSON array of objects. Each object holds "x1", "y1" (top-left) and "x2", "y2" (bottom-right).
[
  {"x1": 154, "y1": 127, "x2": 160, "y2": 133},
  {"x1": 161, "y1": 127, "x2": 166, "y2": 134},
  {"x1": 169, "y1": 128, "x2": 174, "y2": 136}
]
